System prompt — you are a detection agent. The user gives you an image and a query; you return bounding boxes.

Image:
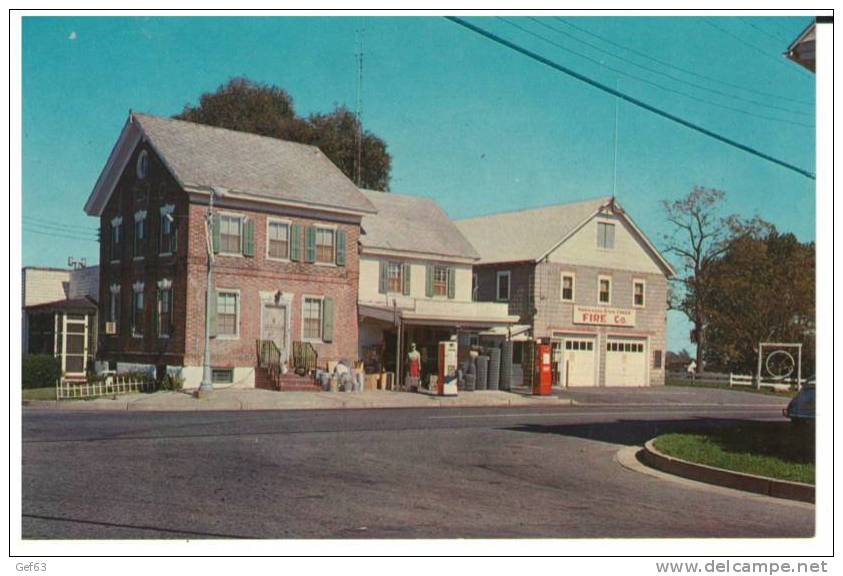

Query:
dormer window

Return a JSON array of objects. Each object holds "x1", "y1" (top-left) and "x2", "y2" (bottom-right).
[{"x1": 136, "y1": 150, "x2": 149, "y2": 180}]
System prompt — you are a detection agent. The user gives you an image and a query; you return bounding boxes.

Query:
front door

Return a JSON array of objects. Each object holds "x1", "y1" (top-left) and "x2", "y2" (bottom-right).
[{"x1": 262, "y1": 303, "x2": 289, "y2": 359}]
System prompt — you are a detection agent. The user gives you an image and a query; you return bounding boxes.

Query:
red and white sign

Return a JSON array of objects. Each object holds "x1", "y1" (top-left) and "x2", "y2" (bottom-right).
[{"x1": 573, "y1": 306, "x2": 636, "y2": 327}]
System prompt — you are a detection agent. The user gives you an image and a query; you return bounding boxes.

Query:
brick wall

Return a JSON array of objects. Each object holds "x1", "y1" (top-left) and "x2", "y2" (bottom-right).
[
  {"x1": 96, "y1": 141, "x2": 361, "y2": 374},
  {"x1": 183, "y1": 201, "x2": 361, "y2": 368},
  {"x1": 97, "y1": 142, "x2": 189, "y2": 368}
]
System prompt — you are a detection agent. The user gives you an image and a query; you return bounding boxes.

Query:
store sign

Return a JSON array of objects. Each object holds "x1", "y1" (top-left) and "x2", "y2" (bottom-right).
[{"x1": 573, "y1": 306, "x2": 636, "y2": 327}]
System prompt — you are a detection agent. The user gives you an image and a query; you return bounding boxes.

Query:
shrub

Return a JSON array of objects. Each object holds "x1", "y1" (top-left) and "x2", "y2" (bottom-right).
[
  {"x1": 22, "y1": 354, "x2": 61, "y2": 389},
  {"x1": 160, "y1": 373, "x2": 185, "y2": 392}
]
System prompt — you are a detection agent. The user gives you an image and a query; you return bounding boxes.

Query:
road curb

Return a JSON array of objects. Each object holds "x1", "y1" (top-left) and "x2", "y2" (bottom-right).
[
  {"x1": 22, "y1": 393, "x2": 574, "y2": 412},
  {"x1": 640, "y1": 439, "x2": 814, "y2": 503}
]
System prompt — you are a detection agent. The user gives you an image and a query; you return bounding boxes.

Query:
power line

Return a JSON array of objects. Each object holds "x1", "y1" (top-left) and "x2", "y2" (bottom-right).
[
  {"x1": 23, "y1": 216, "x2": 98, "y2": 233},
  {"x1": 702, "y1": 18, "x2": 811, "y2": 77},
  {"x1": 445, "y1": 16, "x2": 815, "y2": 181},
  {"x1": 498, "y1": 17, "x2": 812, "y2": 128},
  {"x1": 528, "y1": 17, "x2": 811, "y2": 119},
  {"x1": 739, "y1": 17, "x2": 791, "y2": 43},
  {"x1": 555, "y1": 17, "x2": 813, "y2": 107},
  {"x1": 23, "y1": 227, "x2": 98, "y2": 242}
]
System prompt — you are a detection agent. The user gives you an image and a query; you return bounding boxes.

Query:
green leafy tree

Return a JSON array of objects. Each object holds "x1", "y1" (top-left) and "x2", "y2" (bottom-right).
[
  {"x1": 177, "y1": 78, "x2": 391, "y2": 190},
  {"x1": 704, "y1": 225, "x2": 815, "y2": 375}
]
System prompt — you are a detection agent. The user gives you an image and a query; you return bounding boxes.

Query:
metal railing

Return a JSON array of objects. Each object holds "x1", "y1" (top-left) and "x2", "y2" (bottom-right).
[
  {"x1": 292, "y1": 341, "x2": 318, "y2": 374},
  {"x1": 256, "y1": 339, "x2": 284, "y2": 388}
]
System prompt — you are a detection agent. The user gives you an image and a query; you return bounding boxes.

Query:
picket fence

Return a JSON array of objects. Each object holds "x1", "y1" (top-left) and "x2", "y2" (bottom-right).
[{"x1": 56, "y1": 375, "x2": 153, "y2": 400}]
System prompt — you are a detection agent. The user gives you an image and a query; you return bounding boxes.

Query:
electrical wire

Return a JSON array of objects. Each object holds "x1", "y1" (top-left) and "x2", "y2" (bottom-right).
[
  {"x1": 446, "y1": 16, "x2": 815, "y2": 181},
  {"x1": 702, "y1": 18, "x2": 811, "y2": 77},
  {"x1": 528, "y1": 17, "x2": 811, "y2": 118},
  {"x1": 23, "y1": 217, "x2": 98, "y2": 234},
  {"x1": 23, "y1": 227, "x2": 98, "y2": 242},
  {"x1": 739, "y1": 17, "x2": 791, "y2": 43},
  {"x1": 554, "y1": 17, "x2": 813, "y2": 107},
  {"x1": 498, "y1": 17, "x2": 812, "y2": 129}
]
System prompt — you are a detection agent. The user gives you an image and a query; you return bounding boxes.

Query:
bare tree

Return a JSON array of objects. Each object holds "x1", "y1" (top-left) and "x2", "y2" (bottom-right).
[{"x1": 661, "y1": 187, "x2": 734, "y2": 374}]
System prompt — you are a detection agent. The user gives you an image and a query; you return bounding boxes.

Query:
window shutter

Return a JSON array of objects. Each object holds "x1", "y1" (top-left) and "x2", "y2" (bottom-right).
[
  {"x1": 402, "y1": 263, "x2": 412, "y2": 296},
  {"x1": 322, "y1": 297, "x2": 335, "y2": 343},
  {"x1": 290, "y1": 223, "x2": 302, "y2": 261},
  {"x1": 212, "y1": 213, "x2": 221, "y2": 254},
  {"x1": 243, "y1": 218, "x2": 255, "y2": 257},
  {"x1": 208, "y1": 288, "x2": 218, "y2": 337},
  {"x1": 447, "y1": 266, "x2": 456, "y2": 299},
  {"x1": 335, "y1": 229, "x2": 347, "y2": 266},
  {"x1": 425, "y1": 264, "x2": 434, "y2": 298},
  {"x1": 305, "y1": 227, "x2": 316, "y2": 263},
  {"x1": 378, "y1": 260, "x2": 388, "y2": 294}
]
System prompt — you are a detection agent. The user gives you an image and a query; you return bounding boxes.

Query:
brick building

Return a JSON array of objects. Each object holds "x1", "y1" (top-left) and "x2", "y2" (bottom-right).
[
  {"x1": 84, "y1": 113, "x2": 375, "y2": 388},
  {"x1": 457, "y1": 197, "x2": 674, "y2": 387}
]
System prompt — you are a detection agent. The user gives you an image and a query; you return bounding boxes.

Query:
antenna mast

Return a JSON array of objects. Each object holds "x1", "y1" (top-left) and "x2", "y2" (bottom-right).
[
  {"x1": 611, "y1": 79, "x2": 620, "y2": 201},
  {"x1": 355, "y1": 28, "x2": 364, "y2": 187}
]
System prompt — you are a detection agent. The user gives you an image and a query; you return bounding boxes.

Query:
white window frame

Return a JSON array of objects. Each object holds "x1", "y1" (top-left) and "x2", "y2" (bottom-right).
[
  {"x1": 314, "y1": 225, "x2": 337, "y2": 266},
  {"x1": 596, "y1": 221, "x2": 616, "y2": 250},
  {"x1": 472, "y1": 272, "x2": 478, "y2": 302},
  {"x1": 131, "y1": 282, "x2": 145, "y2": 338},
  {"x1": 109, "y1": 216, "x2": 122, "y2": 263},
  {"x1": 386, "y1": 261, "x2": 404, "y2": 294},
  {"x1": 159, "y1": 204, "x2": 176, "y2": 257},
  {"x1": 598, "y1": 275, "x2": 612, "y2": 305},
  {"x1": 218, "y1": 212, "x2": 245, "y2": 256},
  {"x1": 108, "y1": 284, "x2": 120, "y2": 332},
  {"x1": 266, "y1": 217, "x2": 292, "y2": 262},
  {"x1": 496, "y1": 270, "x2": 511, "y2": 302},
  {"x1": 133, "y1": 210, "x2": 147, "y2": 261},
  {"x1": 561, "y1": 272, "x2": 576, "y2": 302},
  {"x1": 633, "y1": 278, "x2": 646, "y2": 308},
  {"x1": 301, "y1": 295, "x2": 325, "y2": 343},
  {"x1": 215, "y1": 289, "x2": 241, "y2": 340},
  {"x1": 431, "y1": 264, "x2": 450, "y2": 298},
  {"x1": 157, "y1": 278, "x2": 173, "y2": 339}
]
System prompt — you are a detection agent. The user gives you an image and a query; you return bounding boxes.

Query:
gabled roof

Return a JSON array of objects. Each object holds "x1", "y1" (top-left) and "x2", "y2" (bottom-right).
[
  {"x1": 359, "y1": 190, "x2": 480, "y2": 261},
  {"x1": 25, "y1": 296, "x2": 98, "y2": 313},
  {"x1": 456, "y1": 196, "x2": 675, "y2": 276},
  {"x1": 85, "y1": 113, "x2": 376, "y2": 217},
  {"x1": 456, "y1": 197, "x2": 610, "y2": 264}
]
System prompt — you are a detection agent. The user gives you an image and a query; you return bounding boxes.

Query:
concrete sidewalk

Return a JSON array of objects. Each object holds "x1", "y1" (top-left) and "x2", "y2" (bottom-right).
[{"x1": 23, "y1": 388, "x2": 572, "y2": 412}]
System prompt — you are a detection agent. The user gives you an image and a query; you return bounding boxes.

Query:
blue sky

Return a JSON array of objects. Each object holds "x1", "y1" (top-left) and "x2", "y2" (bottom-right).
[{"x1": 21, "y1": 15, "x2": 816, "y2": 352}]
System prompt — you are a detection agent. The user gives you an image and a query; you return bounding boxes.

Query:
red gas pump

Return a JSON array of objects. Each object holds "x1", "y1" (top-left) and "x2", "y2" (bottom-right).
[{"x1": 533, "y1": 343, "x2": 553, "y2": 396}]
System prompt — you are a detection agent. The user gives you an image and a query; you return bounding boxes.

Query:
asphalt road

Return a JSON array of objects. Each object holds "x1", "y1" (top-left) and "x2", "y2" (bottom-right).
[{"x1": 21, "y1": 389, "x2": 814, "y2": 539}]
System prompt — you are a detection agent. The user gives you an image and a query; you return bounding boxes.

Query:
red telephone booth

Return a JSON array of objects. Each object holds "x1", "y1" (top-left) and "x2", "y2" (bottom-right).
[{"x1": 533, "y1": 343, "x2": 553, "y2": 396}]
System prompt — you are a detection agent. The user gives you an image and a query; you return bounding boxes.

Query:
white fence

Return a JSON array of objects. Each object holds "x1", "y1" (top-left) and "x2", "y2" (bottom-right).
[
  {"x1": 729, "y1": 373, "x2": 754, "y2": 387},
  {"x1": 56, "y1": 375, "x2": 153, "y2": 400}
]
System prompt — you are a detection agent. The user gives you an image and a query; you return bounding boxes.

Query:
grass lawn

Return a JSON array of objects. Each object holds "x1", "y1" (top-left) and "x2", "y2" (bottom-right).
[
  {"x1": 22, "y1": 387, "x2": 57, "y2": 401},
  {"x1": 666, "y1": 378, "x2": 797, "y2": 398},
  {"x1": 653, "y1": 422, "x2": 814, "y2": 484}
]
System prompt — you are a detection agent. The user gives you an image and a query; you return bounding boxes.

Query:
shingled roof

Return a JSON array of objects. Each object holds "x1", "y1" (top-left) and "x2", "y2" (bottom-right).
[
  {"x1": 456, "y1": 197, "x2": 612, "y2": 265},
  {"x1": 85, "y1": 113, "x2": 376, "y2": 216},
  {"x1": 360, "y1": 190, "x2": 480, "y2": 261}
]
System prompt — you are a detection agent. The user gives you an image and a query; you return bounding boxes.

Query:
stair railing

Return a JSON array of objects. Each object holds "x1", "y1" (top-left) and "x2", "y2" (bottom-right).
[
  {"x1": 256, "y1": 339, "x2": 284, "y2": 389},
  {"x1": 291, "y1": 341, "x2": 318, "y2": 375}
]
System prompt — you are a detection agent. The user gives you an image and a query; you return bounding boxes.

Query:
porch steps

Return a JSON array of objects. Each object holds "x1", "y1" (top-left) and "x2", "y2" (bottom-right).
[{"x1": 255, "y1": 366, "x2": 322, "y2": 392}]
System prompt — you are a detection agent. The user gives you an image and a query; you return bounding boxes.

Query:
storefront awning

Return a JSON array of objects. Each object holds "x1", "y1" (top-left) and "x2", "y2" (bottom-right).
[{"x1": 359, "y1": 300, "x2": 520, "y2": 330}]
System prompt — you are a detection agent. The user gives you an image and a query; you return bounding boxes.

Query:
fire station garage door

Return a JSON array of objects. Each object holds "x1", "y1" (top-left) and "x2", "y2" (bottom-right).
[
  {"x1": 561, "y1": 337, "x2": 597, "y2": 387},
  {"x1": 605, "y1": 338, "x2": 648, "y2": 387}
]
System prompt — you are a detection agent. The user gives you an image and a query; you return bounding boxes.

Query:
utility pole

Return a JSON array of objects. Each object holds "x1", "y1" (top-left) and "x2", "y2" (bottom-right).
[
  {"x1": 198, "y1": 186, "x2": 226, "y2": 397},
  {"x1": 355, "y1": 27, "x2": 364, "y2": 187}
]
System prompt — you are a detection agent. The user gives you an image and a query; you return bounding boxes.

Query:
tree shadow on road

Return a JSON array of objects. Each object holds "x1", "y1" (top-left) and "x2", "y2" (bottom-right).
[{"x1": 501, "y1": 417, "x2": 760, "y2": 447}]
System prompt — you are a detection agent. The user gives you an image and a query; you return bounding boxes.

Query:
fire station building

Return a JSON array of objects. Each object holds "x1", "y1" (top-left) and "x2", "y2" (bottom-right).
[{"x1": 457, "y1": 197, "x2": 675, "y2": 388}]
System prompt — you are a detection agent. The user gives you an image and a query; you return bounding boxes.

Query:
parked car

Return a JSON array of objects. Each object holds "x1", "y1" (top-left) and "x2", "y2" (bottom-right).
[{"x1": 784, "y1": 383, "x2": 815, "y2": 425}]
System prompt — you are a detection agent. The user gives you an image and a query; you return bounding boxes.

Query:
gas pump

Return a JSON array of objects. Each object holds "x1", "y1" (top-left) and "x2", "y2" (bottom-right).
[
  {"x1": 533, "y1": 343, "x2": 553, "y2": 396},
  {"x1": 438, "y1": 341, "x2": 459, "y2": 396}
]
